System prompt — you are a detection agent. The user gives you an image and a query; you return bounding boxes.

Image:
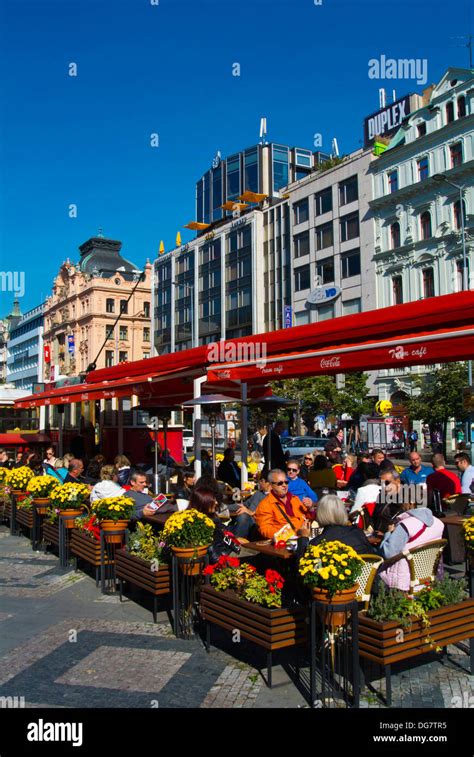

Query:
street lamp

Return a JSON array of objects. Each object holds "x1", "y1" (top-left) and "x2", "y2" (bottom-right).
[
  {"x1": 433, "y1": 173, "x2": 472, "y2": 459},
  {"x1": 171, "y1": 280, "x2": 195, "y2": 349}
]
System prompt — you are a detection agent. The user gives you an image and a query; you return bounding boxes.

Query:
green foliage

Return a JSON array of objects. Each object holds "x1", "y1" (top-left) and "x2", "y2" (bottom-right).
[
  {"x1": 316, "y1": 156, "x2": 346, "y2": 172},
  {"x1": 127, "y1": 522, "x2": 166, "y2": 563},
  {"x1": 367, "y1": 578, "x2": 468, "y2": 629},
  {"x1": 366, "y1": 584, "x2": 414, "y2": 627},
  {"x1": 433, "y1": 575, "x2": 467, "y2": 605},
  {"x1": 241, "y1": 572, "x2": 282, "y2": 609},
  {"x1": 406, "y1": 362, "x2": 468, "y2": 428},
  {"x1": 16, "y1": 495, "x2": 34, "y2": 511}
]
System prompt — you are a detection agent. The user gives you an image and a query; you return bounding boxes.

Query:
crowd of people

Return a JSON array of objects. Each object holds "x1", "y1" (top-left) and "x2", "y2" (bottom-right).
[{"x1": 1, "y1": 429, "x2": 473, "y2": 594}]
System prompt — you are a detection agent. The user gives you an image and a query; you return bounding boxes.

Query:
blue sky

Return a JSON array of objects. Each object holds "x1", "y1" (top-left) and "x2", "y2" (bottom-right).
[{"x1": 0, "y1": 0, "x2": 472, "y2": 314}]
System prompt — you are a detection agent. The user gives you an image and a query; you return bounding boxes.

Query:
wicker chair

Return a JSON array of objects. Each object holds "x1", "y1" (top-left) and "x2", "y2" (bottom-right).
[
  {"x1": 382, "y1": 539, "x2": 447, "y2": 593},
  {"x1": 355, "y1": 554, "x2": 383, "y2": 610}
]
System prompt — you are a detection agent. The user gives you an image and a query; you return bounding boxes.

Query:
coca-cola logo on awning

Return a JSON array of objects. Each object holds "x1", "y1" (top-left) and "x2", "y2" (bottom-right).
[{"x1": 320, "y1": 357, "x2": 341, "y2": 369}]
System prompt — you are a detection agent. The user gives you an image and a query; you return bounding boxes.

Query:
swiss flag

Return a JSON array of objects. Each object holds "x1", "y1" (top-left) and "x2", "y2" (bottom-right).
[{"x1": 44, "y1": 345, "x2": 51, "y2": 363}]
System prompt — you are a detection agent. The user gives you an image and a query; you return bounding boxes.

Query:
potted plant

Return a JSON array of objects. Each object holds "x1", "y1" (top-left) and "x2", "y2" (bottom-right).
[
  {"x1": 200, "y1": 557, "x2": 307, "y2": 658},
  {"x1": 116, "y1": 523, "x2": 170, "y2": 615},
  {"x1": 14, "y1": 493, "x2": 35, "y2": 529},
  {"x1": 26, "y1": 475, "x2": 59, "y2": 514},
  {"x1": 162, "y1": 509, "x2": 215, "y2": 575},
  {"x1": 90, "y1": 495, "x2": 135, "y2": 543},
  {"x1": 298, "y1": 540, "x2": 364, "y2": 627},
  {"x1": 70, "y1": 514, "x2": 114, "y2": 572},
  {"x1": 6, "y1": 466, "x2": 34, "y2": 497},
  {"x1": 49, "y1": 482, "x2": 91, "y2": 527},
  {"x1": 359, "y1": 577, "x2": 474, "y2": 668}
]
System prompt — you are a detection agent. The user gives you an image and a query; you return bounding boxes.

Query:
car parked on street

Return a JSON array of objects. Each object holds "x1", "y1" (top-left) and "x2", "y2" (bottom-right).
[{"x1": 282, "y1": 436, "x2": 328, "y2": 460}]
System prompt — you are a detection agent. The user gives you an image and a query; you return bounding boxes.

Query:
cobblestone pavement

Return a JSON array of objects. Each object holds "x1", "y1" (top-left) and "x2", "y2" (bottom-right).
[{"x1": 0, "y1": 524, "x2": 472, "y2": 709}]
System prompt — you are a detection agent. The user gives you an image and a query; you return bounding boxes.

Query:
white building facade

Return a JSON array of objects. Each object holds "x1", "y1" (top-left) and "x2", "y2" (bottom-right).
[
  {"x1": 369, "y1": 67, "x2": 473, "y2": 402},
  {"x1": 6, "y1": 304, "x2": 45, "y2": 392}
]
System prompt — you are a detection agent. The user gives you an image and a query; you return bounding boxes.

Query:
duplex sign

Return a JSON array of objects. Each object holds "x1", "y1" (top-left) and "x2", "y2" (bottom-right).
[{"x1": 364, "y1": 94, "x2": 412, "y2": 146}]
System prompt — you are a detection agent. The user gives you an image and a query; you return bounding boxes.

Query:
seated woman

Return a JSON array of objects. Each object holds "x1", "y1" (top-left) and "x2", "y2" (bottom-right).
[
  {"x1": 348, "y1": 463, "x2": 381, "y2": 526},
  {"x1": 309, "y1": 455, "x2": 337, "y2": 490},
  {"x1": 299, "y1": 453, "x2": 314, "y2": 482},
  {"x1": 297, "y1": 495, "x2": 376, "y2": 556},
  {"x1": 378, "y1": 502, "x2": 445, "y2": 592},
  {"x1": 172, "y1": 470, "x2": 196, "y2": 501},
  {"x1": 90, "y1": 464, "x2": 126, "y2": 502},
  {"x1": 190, "y1": 486, "x2": 240, "y2": 563}
]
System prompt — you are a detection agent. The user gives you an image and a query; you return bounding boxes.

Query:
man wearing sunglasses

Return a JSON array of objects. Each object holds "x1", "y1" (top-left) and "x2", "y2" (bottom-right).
[
  {"x1": 255, "y1": 469, "x2": 310, "y2": 540},
  {"x1": 286, "y1": 459, "x2": 318, "y2": 508}
]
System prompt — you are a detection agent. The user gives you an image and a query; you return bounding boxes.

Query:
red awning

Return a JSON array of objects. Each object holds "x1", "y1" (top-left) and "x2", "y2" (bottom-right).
[
  {"x1": 207, "y1": 325, "x2": 474, "y2": 382},
  {"x1": 0, "y1": 433, "x2": 51, "y2": 445}
]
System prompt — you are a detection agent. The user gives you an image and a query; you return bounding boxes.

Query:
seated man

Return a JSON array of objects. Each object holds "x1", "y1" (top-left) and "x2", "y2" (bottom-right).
[
  {"x1": 216, "y1": 448, "x2": 241, "y2": 489},
  {"x1": 286, "y1": 459, "x2": 317, "y2": 507},
  {"x1": 227, "y1": 478, "x2": 272, "y2": 540},
  {"x1": 127, "y1": 471, "x2": 161, "y2": 519},
  {"x1": 378, "y1": 502, "x2": 445, "y2": 592},
  {"x1": 400, "y1": 451, "x2": 432, "y2": 486},
  {"x1": 63, "y1": 459, "x2": 93, "y2": 486},
  {"x1": 254, "y1": 469, "x2": 309, "y2": 540},
  {"x1": 426, "y1": 453, "x2": 461, "y2": 507}
]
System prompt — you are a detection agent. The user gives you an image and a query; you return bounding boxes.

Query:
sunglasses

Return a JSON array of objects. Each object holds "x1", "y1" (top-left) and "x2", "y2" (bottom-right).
[
  {"x1": 273, "y1": 480, "x2": 289, "y2": 485},
  {"x1": 304, "y1": 457, "x2": 312, "y2": 461},
  {"x1": 287, "y1": 468, "x2": 299, "y2": 472}
]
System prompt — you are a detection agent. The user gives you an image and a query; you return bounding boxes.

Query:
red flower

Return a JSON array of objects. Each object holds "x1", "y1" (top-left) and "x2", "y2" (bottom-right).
[
  {"x1": 227, "y1": 557, "x2": 240, "y2": 568},
  {"x1": 245, "y1": 565, "x2": 257, "y2": 572},
  {"x1": 203, "y1": 564, "x2": 216, "y2": 575},
  {"x1": 269, "y1": 586, "x2": 275, "y2": 593}
]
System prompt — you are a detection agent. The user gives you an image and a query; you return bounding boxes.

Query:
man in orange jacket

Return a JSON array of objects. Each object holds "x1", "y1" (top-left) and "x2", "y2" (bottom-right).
[{"x1": 255, "y1": 469, "x2": 310, "y2": 540}]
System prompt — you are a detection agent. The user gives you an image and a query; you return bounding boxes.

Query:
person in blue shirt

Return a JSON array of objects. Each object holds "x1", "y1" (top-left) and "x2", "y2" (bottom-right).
[
  {"x1": 286, "y1": 459, "x2": 318, "y2": 507},
  {"x1": 400, "y1": 452, "x2": 432, "y2": 486},
  {"x1": 454, "y1": 452, "x2": 474, "y2": 494}
]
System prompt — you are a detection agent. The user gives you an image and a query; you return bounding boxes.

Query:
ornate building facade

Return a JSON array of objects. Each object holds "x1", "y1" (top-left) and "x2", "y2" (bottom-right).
[{"x1": 43, "y1": 235, "x2": 152, "y2": 381}]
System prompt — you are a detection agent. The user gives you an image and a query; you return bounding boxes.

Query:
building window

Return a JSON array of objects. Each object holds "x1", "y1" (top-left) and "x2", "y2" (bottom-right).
[
  {"x1": 119, "y1": 351, "x2": 128, "y2": 363},
  {"x1": 273, "y1": 144, "x2": 289, "y2": 191},
  {"x1": 105, "y1": 325, "x2": 114, "y2": 340},
  {"x1": 244, "y1": 147, "x2": 259, "y2": 194},
  {"x1": 423, "y1": 268, "x2": 435, "y2": 298},
  {"x1": 420, "y1": 211, "x2": 432, "y2": 240},
  {"x1": 315, "y1": 222, "x2": 333, "y2": 250},
  {"x1": 417, "y1": 123, "x2": 427, "y2": 137},
  {"x1": 143, "y1": 352, "x2": 150, "y2": 359},
  {"x1": 294, "y1": 231, "x2": 310, "y2": 258},
  {"x1": 450, "y1": 142, "x2": 463, "y2": 167},
  {"x1": 388, "y1": 170, "x2": 398, "y2": 193},
  {"x1": 390, "y1": 222, "x2": 401, "y2": 249},
  {"x1": 105, "y1": 351, "x2": 114, "y2": 367},
  {"x1": 341, "y1": 249, "x2": 361, "y2": 279},
  {"x1": 392, "y1": 276, "x2": 403, "y2": 305},
  {"x1": 318, "y1": 304, "x2": 334, "y2": 322},
  {"x1": 293, "y1": 198, "x2": 309, "y2": 225},
  {"x1": 143, "y1": 302, "x2": 150, "y2": 318},
  {"x1": 340, "y1": 212, "x2": 359, "y2": 242},
  {"x1": 417, "y1": 156, "x2": 429, "y2": 181},
  {"x1": 457, "y1": 95, "x2": 466, "y2": 118},
  {"x1": 106, "y1": 298, "x2": 114, "y2": 313},
  {"x1": 342, "y1": 298, "x2": 361, "y2": 316},
  {"x1": 457, "y1": 259, "x2": 469, "y2": 291},
  {"x1": 446, "y1": 101, "x2": 455, "y2": 123},
  {"x1": 339, "y1": 176, "x2": 358, "y2": 205},
  {"x1": 294, "y1": 265, "x2": 311, "y2": 292},
  {"x1": 315, "y1": 187, "x2": 332, "y2": 216},
  {"x1": 316, "y1": 258, "x2": 335, "y2": 284},
  {"x1": 454, "y1": 199, "x2": 466, "y2": 230},
  {"x1": 143, "y1": 327, "x2": 150, "y2": 342},
  {"x1": 119, "y1": 325, "x2": 128, "y2": 341},
  {"x1": 120, "y1": 300, "x2": 128, "y2": 314}
]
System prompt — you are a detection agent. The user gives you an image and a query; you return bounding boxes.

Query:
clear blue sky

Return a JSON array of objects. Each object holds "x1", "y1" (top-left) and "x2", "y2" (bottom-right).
[{"x1": 0, "y1": 0, "x2": 471, "y2": 314}]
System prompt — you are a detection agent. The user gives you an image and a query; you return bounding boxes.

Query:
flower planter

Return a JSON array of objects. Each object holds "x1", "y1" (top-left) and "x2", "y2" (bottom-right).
[
  {"x1": 115, "y1": 549, "x2": 170, "y2": 595},
  {"x1": 70, "y1": 529, "x2": 113, "y2": 567},
  {"x1": 60, "y1": 509, "x2": 84, "y2": 528},
  {"x1": 200, "y1": 585, "x2": 308, "y2": 651},
  {"x1": 33, "y1": 498, "x2": 50, "y2": 516},
  {"x1": 312, "y1": 585, "x2": 359, "y2": 628},
  {"x1": 358, "y1": 598, "x2": 474, "y2": 667},
  {"x1": 15, "y1": 506, "x2": 33, "y2": 530},
  {"x1": 171, "y1": 545, "x2": 208, "y2": 576},
  {"x1": 100, "y1": 519, "x2": 129, "y2": 544},
  {"x1": 43, "y1": 522, "x2": 60, "y2": 546}
]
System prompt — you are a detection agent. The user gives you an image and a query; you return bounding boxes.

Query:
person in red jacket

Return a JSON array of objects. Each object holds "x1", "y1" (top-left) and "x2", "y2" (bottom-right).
[{"x1": 426, "y1": 453, "x2": 461, "y2": 508}]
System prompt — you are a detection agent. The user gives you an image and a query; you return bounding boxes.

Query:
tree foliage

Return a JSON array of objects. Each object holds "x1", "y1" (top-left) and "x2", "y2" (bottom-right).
[{"x1": 405, "y1": 362, "x2": 468, "y2": 428}]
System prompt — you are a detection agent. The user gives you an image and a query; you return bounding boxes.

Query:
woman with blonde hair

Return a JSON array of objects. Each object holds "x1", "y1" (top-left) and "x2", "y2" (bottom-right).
[
  {"x1": 300, "y1": 452, "x2": 314, "y2": 482},
  {"x1": 297, "y1": 494, "x2": 376, "y2": 555},
  {"x1": 90, "y1": 464, "x2": 126, "y2": 502}
]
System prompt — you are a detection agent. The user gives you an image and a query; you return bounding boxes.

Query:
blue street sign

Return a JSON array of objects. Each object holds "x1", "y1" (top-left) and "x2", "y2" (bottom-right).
[
  {"x1": 67, "y1": 335, "x2": 75, "y2": 354},
  {"x1": 284, "y1": 306, "x2": 292, "y2": 328}
]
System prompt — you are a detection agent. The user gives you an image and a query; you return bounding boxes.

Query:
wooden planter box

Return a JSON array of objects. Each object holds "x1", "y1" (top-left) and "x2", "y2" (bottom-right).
[
  {"x1": 71, "y1": 529, "x2": 113, "y2": 567},
  {"x1": 358, "y1": 598, "x2": 474, "y2": 666},
  {"x1": 43, "y1": 522, "x2": 60, "y2": 546},
  {"x1": 15, "y1": 507, "x2": 33, "y2": 530},
  {"x1": 115, "y1": 549, "x2": 171, "y2": 595},
  {"x1": 200, "y1": 585, "x2": 307, "y2": 651}
]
